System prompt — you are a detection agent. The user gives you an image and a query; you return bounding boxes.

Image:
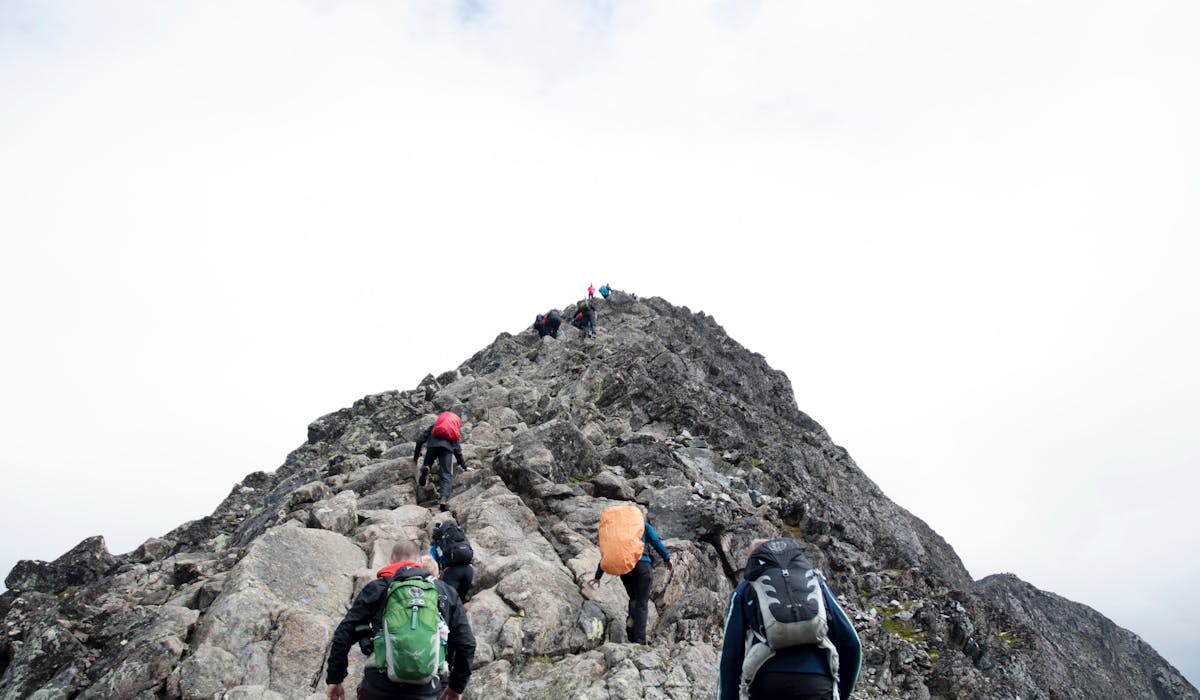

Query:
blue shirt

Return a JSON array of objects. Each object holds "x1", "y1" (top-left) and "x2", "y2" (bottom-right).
[{"x1": 594, "y1": 522, "x2": 670, "y2": 580}]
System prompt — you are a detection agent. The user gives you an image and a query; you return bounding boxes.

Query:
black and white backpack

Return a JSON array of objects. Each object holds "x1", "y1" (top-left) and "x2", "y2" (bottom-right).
[
  {"x1": 433, "y1": 521, "x2": 474, "y2": 567},
  {"x1": 741, "y1": 538, "x2": 839, "y2": 697}
]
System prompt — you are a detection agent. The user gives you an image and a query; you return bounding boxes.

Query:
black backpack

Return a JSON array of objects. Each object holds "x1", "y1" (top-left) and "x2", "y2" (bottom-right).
[
  {"x1": 740, "y1": 539, "x2": 838, "y2": 693},
  {"x1": 433, "y1": 522, "x2": 474, "y2": 567}
]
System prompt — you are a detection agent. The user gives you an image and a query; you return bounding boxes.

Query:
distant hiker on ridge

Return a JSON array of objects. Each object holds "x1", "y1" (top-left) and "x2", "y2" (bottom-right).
[
  {"x1": 542, "y1": 309, "x2": 561, "y2": 338},
  {"x1": 534, "y1": 309, "x2": 561, "y2": 339},
  {"x1": 598, "y1": 283, "x2": 611, "y2": 299},
  {"x1": 717, "y1": 537, "x2": 861, "y2": 700},
  {"x1": 589, "y1": 504, "x2": 672, "y2": 645},
  {"x1": 414, "y1": 411, "x2": 471, "y2": 512},
  {"x1": 325, "y1": 539, "x2": 476, "y2": 700},
  {"x1": 588, "y1": 282, "x2": 595, "y2": 300},
  {"x1": 574, "y1": 300, "x2": 596, "y2": 338}
]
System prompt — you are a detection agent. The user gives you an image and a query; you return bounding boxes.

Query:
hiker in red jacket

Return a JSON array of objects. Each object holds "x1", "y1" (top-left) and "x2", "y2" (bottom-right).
[
  {"x1": 414, "y1": 412, "x2": 470, "y2": 512},
  {"x1": 325, "y1": 540, "x2": 476, "y2": 700}
]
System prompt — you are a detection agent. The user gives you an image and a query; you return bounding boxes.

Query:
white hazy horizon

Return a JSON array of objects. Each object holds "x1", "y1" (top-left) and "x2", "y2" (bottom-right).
[{"x1": 2, "y1": 0, "x2": 1197, "y2": 687}]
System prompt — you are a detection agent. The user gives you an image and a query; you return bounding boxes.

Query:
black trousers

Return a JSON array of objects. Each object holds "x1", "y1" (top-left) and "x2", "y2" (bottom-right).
[
  {"x1": 750, "y1": 671, "x2": 834, "y2": 700},
  {"x1": 441, "y1": 564, "x2": 474, "y2": 602},
  {"x1": 358, "y1": 668, "x2": 441, "y2": 699},
  {"x1": 620, "y1": 560, "x2": 653, "y2": 644},
  {"x1": 422, "y1": 447, "x2": 455, "y2": 501}
]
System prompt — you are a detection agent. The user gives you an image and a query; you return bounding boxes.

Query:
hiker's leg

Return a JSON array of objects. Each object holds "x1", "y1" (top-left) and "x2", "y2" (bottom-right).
[
  {"x1": 421, "y1": 450, "x2": 437, "y2": 485},
  {"x1": 622, "y1": 561, "x2": 653, "y2": 643},
  {"x1": 437, "y1": 448, "x2": 455, "y2": 501},
  {"x1": 442, "y1": 565, "x2": 474, "y2": 602}
]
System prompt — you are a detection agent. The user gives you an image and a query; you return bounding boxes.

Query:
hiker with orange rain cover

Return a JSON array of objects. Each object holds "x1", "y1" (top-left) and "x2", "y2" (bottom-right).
[
  {"x1": 414, "y1": 412, "x2": 471, "y2": 512},
  {"x1": 589, "y1": 504, "x2": 672, "y2": 644}
]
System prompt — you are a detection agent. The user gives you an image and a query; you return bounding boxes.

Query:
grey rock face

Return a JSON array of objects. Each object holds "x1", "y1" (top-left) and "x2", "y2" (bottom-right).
[
  {"x1": 1, "y1": 295, "x2": 1195, "y2": 699},
  {"x1": 4, "y1": 535, "x2": 114, "y2": 594}
]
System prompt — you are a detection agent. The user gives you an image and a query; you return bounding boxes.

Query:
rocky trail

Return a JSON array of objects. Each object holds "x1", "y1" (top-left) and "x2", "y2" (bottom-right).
[{"x1": 2, "y1": 292, "x2": 1195, "y2": 699}]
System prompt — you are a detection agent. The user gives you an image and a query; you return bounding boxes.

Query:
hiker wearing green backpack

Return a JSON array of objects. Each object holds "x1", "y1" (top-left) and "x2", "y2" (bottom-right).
[
  {"x1": 325, "y1": 540, "x2": 476, "y2": 700},
  {"x1": 589, "y1": 504, "x2": 672, "y2": 644},
  {"x1": 716, "y1": 538, "x2": 861, "y2": 700}
]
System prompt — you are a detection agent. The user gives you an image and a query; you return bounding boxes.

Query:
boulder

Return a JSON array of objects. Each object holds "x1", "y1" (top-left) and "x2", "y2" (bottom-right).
[{"x1": 4, "y1": 536, "x2": 114, "y2": 594}]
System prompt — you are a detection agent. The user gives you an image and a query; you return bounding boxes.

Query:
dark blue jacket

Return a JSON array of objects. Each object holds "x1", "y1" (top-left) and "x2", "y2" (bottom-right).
[
  {"x1": 717, "y1": 574, "x2": 860, "y2": 700},
  {"x1": 594, "y1": 522, "x2": 670, "y2": 580},
  {"x1": 413, "y1": 426, "x2": 466, "y2": 467}
]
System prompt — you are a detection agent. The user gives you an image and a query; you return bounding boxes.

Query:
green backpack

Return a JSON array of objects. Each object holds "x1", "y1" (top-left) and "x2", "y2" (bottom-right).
[{"x1": 373, "y1": 575, "x2": 446, "y2": 684}]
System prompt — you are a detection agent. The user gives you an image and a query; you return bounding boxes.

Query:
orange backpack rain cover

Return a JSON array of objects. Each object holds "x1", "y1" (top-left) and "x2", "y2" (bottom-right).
[
  {"x1": 431, "y1": 412, "x2": 461, "y2": 442},
  {"x1": 598, "y1": 505, "x2": 645, "y2": 576}
]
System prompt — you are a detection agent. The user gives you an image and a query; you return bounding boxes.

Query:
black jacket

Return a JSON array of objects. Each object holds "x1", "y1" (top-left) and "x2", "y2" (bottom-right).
[
  {"x1": 326, "y1": 565, "x2": 476, "y2": 694},
  {"x1": 413, "y1": 427, "x2": 466, "y2": 467}
]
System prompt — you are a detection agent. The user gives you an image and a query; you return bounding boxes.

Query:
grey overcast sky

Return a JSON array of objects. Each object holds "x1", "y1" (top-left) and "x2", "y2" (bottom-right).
[{"x1": 2, "y1": 0, "x2": 1197, "y2": 685}]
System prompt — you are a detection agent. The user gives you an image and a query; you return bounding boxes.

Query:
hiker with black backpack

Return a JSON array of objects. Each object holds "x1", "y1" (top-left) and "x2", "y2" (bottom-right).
[
  {"x1": 716, "y1": 538, "x2": 861, "y2": 700},
  {"x1": 542, "y1": 309, "x2": 561, "y2": 338},
  {"x1": 588, "y1": 504, "x2": 672, "y2": 644},
  {"x1": 533, "y1": 310, "x2": 561, "y2": 339},
  {"x1": 430, "y1": 519, "x2": 475, "y2": 602},
  {"x1": 576, "y1": 301, "x2": 596, "y2": 338},
  {"x1": 325, "y1": 540, "x2": 476, "y2": 700},
  {"x1": 414, "y1": 412, "x2": 471, "y2": 512}
]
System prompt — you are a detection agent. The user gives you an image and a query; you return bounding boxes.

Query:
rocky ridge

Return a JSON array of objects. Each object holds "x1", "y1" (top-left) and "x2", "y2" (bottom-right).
[{"x1": 1, "y1": 292, "x2": 1195, "y2": 699}]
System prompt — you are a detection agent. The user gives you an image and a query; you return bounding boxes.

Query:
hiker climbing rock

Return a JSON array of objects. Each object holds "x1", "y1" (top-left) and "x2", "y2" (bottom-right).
[
  {"x1": 414, "y1": 411, "x2": 471, "y2": 512},
  {"x1": 717, "y1": 537, "x2": 861, "y2": 700},
  {"x1": 598, "y1": 283, "x2": 611, "y2": 299},
  {"x1": 589, "y1": 504, "x2": 672, "y2": 644},
  {"x1": 574, "y1": 301, "x2": 596, "y2": 338},
  {"x1": 430, "y1": 519, "x2": 475, "y2": 603},
  {"x1": 534, "y1": 309, "x2": 561, "y2": 339},
  {"x1": 325, "y1": 540, "x2": 476, "y2": 700}
]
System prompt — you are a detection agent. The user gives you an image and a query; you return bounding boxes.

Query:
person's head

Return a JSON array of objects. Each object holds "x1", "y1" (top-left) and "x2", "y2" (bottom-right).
[
  {"x1": 746, "y1": 538, "x2": 770, "y2": 562},
  {"x1": 390, "y1": 540, "x2": 422, "y2": 564}
]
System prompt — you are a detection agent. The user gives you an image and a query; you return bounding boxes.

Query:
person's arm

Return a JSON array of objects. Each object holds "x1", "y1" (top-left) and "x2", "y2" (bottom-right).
[
  {"x1": 442, "y1": 587, "x2": 477, "y2": 695},
  {"x1": 413, "y1": 428, "x2": 430, "y2": 462},
  {"x1": 644, "y1": 523, "x2": 671, "y2": 566},
  {"x1": 822, "y1": 580, "x2": 861, "y2": 699},
  {"x1": 716, "y1": 587, "x2": 745, "y2": 700},
  {"x1": 591, "y1": 562, "x2": 604, "y2": 584},
  {"x1": 452, "y1": 441, "x2": 466, "y2": 468},
  {"x1": 430, "y1": 544, "x2": 441, "y2": 567},
  {"x1": 325, "y1": 580, "x2": 386, "y2": 685}
]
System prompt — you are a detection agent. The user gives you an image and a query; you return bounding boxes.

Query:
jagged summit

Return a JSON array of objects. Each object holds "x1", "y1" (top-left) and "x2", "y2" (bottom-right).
[{"x1": 2, "y1": 292, "x2": 1196, "y2": 699}]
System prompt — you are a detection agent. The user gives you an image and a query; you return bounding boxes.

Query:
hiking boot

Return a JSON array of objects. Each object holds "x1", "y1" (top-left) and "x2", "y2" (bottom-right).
[
  {"x1": 418, "y1": 468, "x2": 428, "y2": 487},
  {"x1": 439, "y1": 501, "x2": 449, "y2": 512}
]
